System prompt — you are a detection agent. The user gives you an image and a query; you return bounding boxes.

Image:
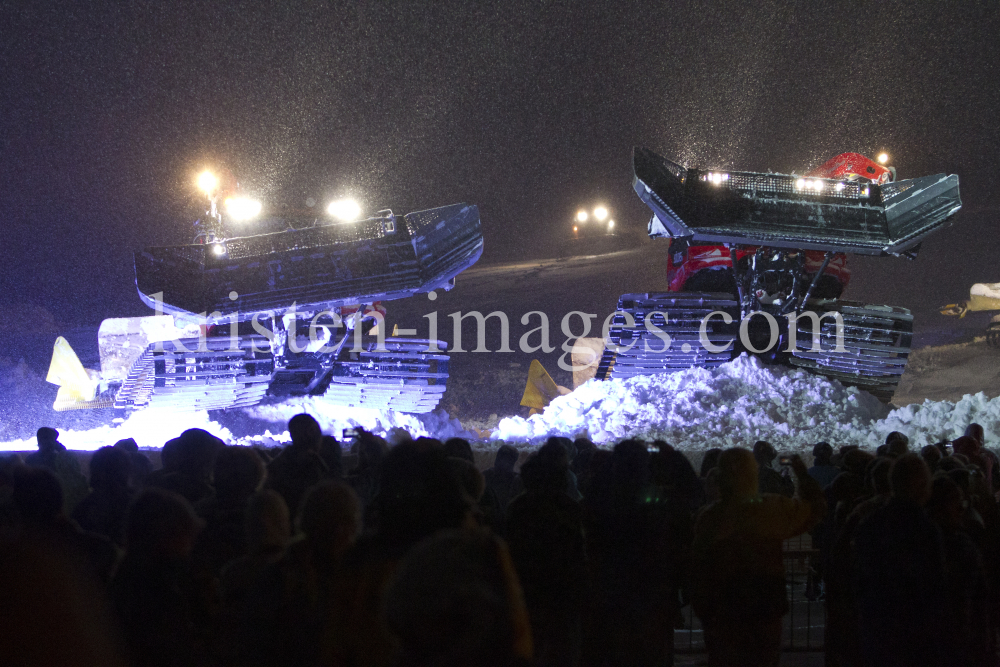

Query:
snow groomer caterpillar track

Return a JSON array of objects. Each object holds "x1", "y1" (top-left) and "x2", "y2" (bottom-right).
[
  {"x1": 787, "y1": 302, "x2": 913, "y2": 402},
  {"x1": 46, "y1": 173, "x2": 482, "y2": 415},
  {"x1": 597, "y1": 147, "x2": 960, "y2": 402},
  {"x1": 115, "y1": 335, "x2": 274, "y2": 412},
  {"x1": 596, "y1": 292, "x2": 740, "y2": 380}
]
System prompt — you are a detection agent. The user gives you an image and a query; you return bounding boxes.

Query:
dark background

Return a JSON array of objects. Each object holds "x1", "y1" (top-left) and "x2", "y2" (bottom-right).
[{"x1": 2, "y1": 0, "x2": 998, "y2": 326}]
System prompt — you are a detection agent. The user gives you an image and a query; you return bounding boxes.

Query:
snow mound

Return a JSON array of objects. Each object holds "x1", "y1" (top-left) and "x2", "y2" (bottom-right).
[
  {"x1": 493, "y1": 354, "x2": 892, "y2": 451},
  {"x1": 238, "y1": 397, "x2": 474, "y2": 445},
  {"x1": 10, "y1": 356, "x2": 1000, "y2": 454},
  {"x1": 493, "y1": 355, "x2": 1000, "y2": 452},
  {"x1": 0, "y1": 409, "x2": 233, "y2": 453},
  {"x1": 0, "y1": 398, "x2": 472, "y2": 453},
  {"x1": 875, "y1": 392, "x2": 1000, "y2": 449}
]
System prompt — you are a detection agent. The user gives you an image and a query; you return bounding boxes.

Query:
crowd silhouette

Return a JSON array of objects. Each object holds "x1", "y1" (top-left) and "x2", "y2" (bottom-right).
[{"x1": 2, "y1": 419, "x2": 999, "y2": 667}]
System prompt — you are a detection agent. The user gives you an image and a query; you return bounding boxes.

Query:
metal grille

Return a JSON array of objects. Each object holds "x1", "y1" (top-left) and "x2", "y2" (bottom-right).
[
  {"x1": 661, "y1": 156, "x2": 687, "y2": 181},
  {"x1": 221, "y1": 218, "x2": 389, "y2": 261},
  {"x1": 168, "y1": 245, "x2": 208, "y2": 264},
  {"x1": 700, "y1": 171, "x2": 866, "y2": 199},
  {"x1": 880, "y1": 180, "x2": 916, "y2": 200}
]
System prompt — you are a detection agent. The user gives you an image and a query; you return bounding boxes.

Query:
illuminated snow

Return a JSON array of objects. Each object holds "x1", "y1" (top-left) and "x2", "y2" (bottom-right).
[
  {"x1": 876, "y1": 392, "x2": 1000, "y2": 449},
  {"x1": 5, "y1": 355, "x2": 1000, "y2": 454},
  {"x1": 0, "y1": 409, "x2": 233, "y2": 453},
  {"x1": 239, "y1": 396, "x2": 473, "y2": 444},
  {"x1": 0, "y1": 398, "x2": 472, "y2": 452},
  {"x1": 493, "y1": 354, "x2": 889, "y2": 449},
  {"x1": 492, "y1": 354, "x2": 1000, "y2": 452}
]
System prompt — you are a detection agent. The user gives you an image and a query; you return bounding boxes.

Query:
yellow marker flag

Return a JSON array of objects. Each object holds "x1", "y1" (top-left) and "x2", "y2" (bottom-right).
[
  {"x1": 46, "y1": 337, "x2": 98, "y2": 405},
  {"x1": 520, "y1": 359, "x2": 571, "y2": 411}
]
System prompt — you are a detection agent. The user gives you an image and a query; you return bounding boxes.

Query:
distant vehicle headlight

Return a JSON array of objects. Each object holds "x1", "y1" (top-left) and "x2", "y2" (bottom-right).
[
  {"x1": 576, "y1": 210, "x2": 589, "y2": 223},
  {"x1": 594, "y1": 206, "x2": 608, "y2": 221}
]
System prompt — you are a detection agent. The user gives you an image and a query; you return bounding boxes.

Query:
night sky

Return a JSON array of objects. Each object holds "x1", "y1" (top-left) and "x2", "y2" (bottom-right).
[{"x1": 2, "y1": 1, "x2": 999, "y2": 325}]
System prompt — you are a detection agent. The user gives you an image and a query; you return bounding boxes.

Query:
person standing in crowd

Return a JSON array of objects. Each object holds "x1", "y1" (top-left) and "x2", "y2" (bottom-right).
[
  {"x1": 25, "y1": 426, "x2": 88, "y2": 512},
  {"x1": 752, "y1": 440, "x2": 794, "y2": 497},
  {"x1": 72, "y1": 445, "x2": 134, "y2": 547},
  {"x1": 148, "y1": 429, "x2": 224, "y2": 505},
  {"x1": 584, "y1": 439, "x2": 691, "y2": 667},
  {"x1": 484, "y1": 444, "x2": 523, "y2": 516},
  {"x1": 691, "y1": 448, "x2": 825, "y2": 667},
  {"x1": 113, "y1": 437, "x2": 153, "y2": 488},
  {"x1": 807, "y1": 442, "x2": 840, "y2": 489},
  {"x1": 111, "y1": 489, "x2": 209, "y2": 667},
  {"x1": 267, "y1": 414, "x2": 330, "y2": 517},
  {"x1": 853, "y1": 454, "x2": 946, "y2": 667},
  {"x1": 506, "y1": 441, "x2": 587, "y2": 667}
]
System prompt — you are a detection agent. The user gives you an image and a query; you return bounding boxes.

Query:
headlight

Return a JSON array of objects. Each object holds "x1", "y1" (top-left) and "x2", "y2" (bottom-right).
[
  {"x1": 197, "y1": 170, "x2": 218, "y2": 194},
  {"x1": 878, "y1": 153, "x2": 889, "y2": 165},
  {"x1": 608, "y1": 220, "x2": 615, "y2": 228},
  {"x1": 594, "y1": 206, "x2": 608, "y2": 221},
  {"x1": 224, "y1": 197, "x2": 262, "y2": 221},
  {"x1": 795, "y1": 179, "x2": 825, "y2": 192},
  {"x1": 576, "y1": 210, "x2": 588, "y2": 223},
  {"x1": 328, "y1": 199, "x2": 362, "y2": 222}
]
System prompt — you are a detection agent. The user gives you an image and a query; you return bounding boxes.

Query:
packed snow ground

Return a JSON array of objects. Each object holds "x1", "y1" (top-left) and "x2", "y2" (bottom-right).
[{"x1": 4, "y1": 353, "x2": 1000, "y2": 453}]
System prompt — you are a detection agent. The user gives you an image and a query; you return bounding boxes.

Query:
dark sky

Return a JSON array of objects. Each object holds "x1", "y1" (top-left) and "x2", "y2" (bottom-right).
[{"x1": 2, "y1": 0, "x2": 999, "y2": 324}]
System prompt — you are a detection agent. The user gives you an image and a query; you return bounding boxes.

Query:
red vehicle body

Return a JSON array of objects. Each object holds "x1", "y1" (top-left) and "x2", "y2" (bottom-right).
[{"x1": 665, "y1": 153, "x2": 893, "y2": 298}]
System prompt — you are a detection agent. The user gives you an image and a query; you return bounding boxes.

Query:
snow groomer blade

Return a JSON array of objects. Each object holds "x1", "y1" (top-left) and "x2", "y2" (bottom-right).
[
  {"x1": 633, "y1": 147, "x2": 961, "y2": 256},
  {"x1": 133, "y1": 203, "x2": 483, "y2": 323}
]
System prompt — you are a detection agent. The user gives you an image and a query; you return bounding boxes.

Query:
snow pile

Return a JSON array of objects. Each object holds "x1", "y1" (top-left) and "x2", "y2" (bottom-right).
[
  {"x1": 0, "y1": 409, "x2": 233, "y2": 453},
  {"x1": 493, "y1": 355, "x2": 1000, "y2": 451},
  {"x1": 10, "y1": 355, "x2": 1000, "y2": 454},
  {"x1": 876, "y1": 392, "x2": 1000, "y2": 449},
  {"x1": 238, "y1": 397, "x2": 474, "y2": 445},
  {"x1": 0, "y1": 398, "x2": 473, "y2": 452},
  {"x1": 494, "y1": 355, "x2": 889, "y2": 450}
]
